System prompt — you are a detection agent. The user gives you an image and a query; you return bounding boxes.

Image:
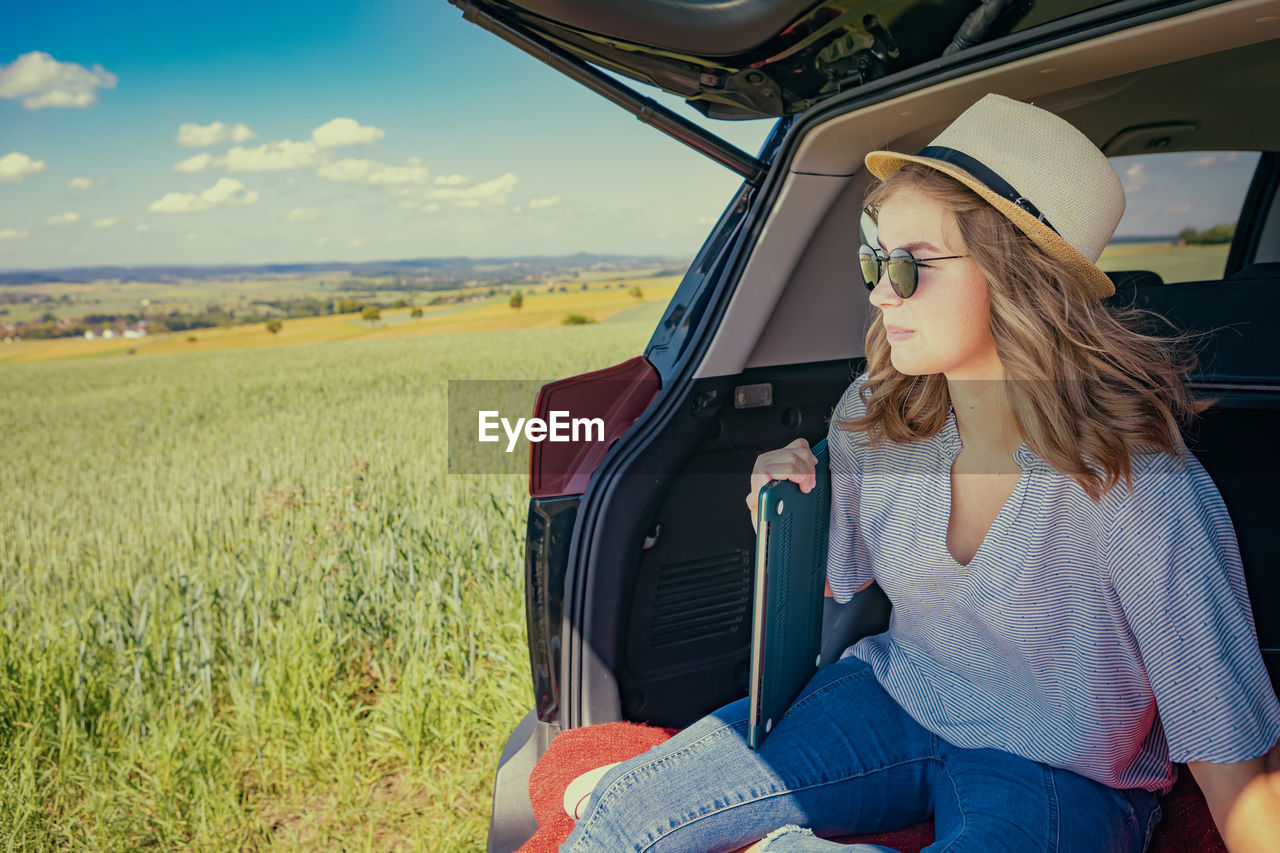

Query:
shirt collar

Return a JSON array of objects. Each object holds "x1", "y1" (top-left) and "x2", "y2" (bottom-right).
[{"x1": 940, "y1": 404, "x2": 1047, "y2": 473}]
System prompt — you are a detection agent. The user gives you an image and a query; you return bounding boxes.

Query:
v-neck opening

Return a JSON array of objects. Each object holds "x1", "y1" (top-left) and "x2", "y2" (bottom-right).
[{"x1": 936, "y1": 406, "x2": 1031, "y2": 568}]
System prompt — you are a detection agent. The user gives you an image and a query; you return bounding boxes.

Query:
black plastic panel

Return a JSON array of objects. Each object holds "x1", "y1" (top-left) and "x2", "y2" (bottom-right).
[{"x1": 525, "y1": 496, "x2": 579, "y2": 721}]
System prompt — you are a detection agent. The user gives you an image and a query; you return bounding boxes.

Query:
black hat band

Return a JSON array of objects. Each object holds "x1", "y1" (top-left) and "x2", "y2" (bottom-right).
[{"x1": 917, "y1": 145, "x2": 1058, "y2": 235}]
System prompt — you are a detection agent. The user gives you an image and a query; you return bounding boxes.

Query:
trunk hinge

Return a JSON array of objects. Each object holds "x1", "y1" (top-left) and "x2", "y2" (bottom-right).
[{"x1": 450, "y1": 0, "x2": 768, "y2": 186}]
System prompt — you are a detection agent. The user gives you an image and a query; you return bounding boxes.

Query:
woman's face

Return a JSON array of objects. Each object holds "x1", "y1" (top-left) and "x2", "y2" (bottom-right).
[{"x1": 868, "y1": 186, "x2": 1003, "y2": 380}]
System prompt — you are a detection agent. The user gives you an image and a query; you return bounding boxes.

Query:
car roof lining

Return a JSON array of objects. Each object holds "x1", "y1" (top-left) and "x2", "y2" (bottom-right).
[{"x1": 695, "y1": 0, "x2": 1280, "y2": 377}]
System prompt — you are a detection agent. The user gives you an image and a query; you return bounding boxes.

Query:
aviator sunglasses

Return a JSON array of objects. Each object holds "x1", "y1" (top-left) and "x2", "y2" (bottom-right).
[{"x1": 859, "y1": 244, "x2": 969, "y2": 298}]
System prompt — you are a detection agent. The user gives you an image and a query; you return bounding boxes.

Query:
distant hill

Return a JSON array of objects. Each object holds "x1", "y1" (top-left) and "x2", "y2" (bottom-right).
[{"x1": 0, "y1": 254, "x2": 690, "y2": 286}]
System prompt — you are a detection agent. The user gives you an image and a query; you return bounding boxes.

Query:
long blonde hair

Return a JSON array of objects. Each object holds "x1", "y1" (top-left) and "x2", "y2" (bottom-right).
[{"x1": 839, "y1": 163, "x2": 1208, "y2": 500}]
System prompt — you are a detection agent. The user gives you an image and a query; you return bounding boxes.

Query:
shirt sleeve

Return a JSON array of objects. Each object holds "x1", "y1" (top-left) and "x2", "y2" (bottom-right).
[
  {"x1": 826, "y1": 375, "x2": 875, "y2": 603},
  {"x1": 1105, "y1": 451, "x2": 1280, "y2": 764}
]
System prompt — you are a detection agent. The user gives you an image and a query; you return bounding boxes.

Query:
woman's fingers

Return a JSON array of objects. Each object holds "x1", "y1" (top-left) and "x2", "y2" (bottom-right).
[{"x1": 746, "y1": 439, "x2": 819, "y2": 531}]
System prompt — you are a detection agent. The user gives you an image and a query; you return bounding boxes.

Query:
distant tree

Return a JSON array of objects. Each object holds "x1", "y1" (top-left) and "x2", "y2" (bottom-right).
[
  {"x1": 361, "y1": 305, "x2": 381, "y2": 322},
  {"x1": 266, "y1": 319, "x2": 283, "y2": 334},
  {"x1": 1178, "y1": 223, "x2": 1236, "y2": 245},
  {"x1": 337, "y1": 298, "x2": 363, "y2": 314},
  {"x1": 562, "y1": 313, "x2": 598, "y2": 325},
  {"x1": 509, "y1": 292, "x2": 523, "y2": 311},
  {"x1": 629, "y1": 286, "x2": 643, "y2": 300},
  {"x1": 410, "y1": 306, "x2": 424, "y2": 318},
  {"x1": 186, "y1": 335, "x2": 198, "y2": 343},
  {"x1": 392, "y1": 298, "x2": 409, "y2": 309},
  {"x1": 581, "y1": 283, "x2": 589, "y2": 291}
]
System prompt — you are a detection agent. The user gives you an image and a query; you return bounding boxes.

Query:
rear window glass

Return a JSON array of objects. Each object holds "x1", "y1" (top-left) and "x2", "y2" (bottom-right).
[{"x1": 1099, "y1": 151, "x2": 1261, "y2": 284}]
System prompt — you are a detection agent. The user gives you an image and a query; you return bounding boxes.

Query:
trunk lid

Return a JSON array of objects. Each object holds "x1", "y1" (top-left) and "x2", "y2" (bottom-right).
[{"x1": 452, "y1": 0, "x2": 1118, "y2": 120}]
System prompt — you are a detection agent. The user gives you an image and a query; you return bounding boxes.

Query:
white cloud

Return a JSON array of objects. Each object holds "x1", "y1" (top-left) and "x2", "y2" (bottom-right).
[
  {"x1": 696, "y1": 216, "x2": 716, "y2": 225},
  {"x1": 1183, "y1": 154, "x2": 1216, "y2": 168},
  {"x1": 434, "y1": 174, "x2": 470, "y2": 187},
  {"x1": 311, "y1": 117, "x2": 385, "y2": 148},
  {"x1": 45, "y1": 212, "x2": 80, "y2": 226},
  {"x1": 68, "y1": 176, "x2": 105, "y2": 190},
  {"x1": 0, "y1": 52, "x2": 117, "y2": 109},
  {"x1": 91, "y1": 217, "x2": 118, "y2": 228},
  {"x1": 224, "y1": 140, "x2": 323, "y2": 171},
  {"x1": 173, "y1": 152, "x2": 215, "y2": 173},
  {"x1": 317, "y1": 156, "x2": 429, "y2": 185},
  {"x1": 315, "y1": 236, "x2": 330, "y2": 247},
  {"x1": 1225, "y1": 151, "x2": 1240, "y2": 164},
  {"x1": 0, "y1": 229, "x2": 29, "y2": 240},
  {"x1": 1123, "y1": 163, "x2": 1149, "y2": 193},
  {"x1": 1168, "y1": 203, "x2": 1192, "y2": 214},
  {"x1": 176, "y1": 121, "x2": 256, "y2": 147},
  {"x1": 0, "y1": 151, "x2": 47, "y2": 183},
  {"x1": 425, "y1": 171, "x2": 518, "y2": 207},
  {"x1": 148, "y1": 177, "x2": 259, "y2": 213},
  {"x1": 347, "y1": 237, "x2": 364, "y2": 248},
  {"x1": 136, "y1": 224, "x2": 149, "y2": 232},
  {"x1": 528, "y1": 195, "x2": 560, "y2": 209},
  {"x1": 287, "y1": 207, "x2": 320, "y2": 222}
]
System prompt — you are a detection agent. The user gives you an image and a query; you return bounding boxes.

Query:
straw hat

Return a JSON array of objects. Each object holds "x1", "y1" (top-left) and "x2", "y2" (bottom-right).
[{"x1": 865, "y1": 93, "x2": 1124, "y2": 299}]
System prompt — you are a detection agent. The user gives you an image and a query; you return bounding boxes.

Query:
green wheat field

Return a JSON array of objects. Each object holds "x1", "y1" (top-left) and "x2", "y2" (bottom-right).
[{"x1": 0, "y1": 315, "x2": 660, "y2": 851}]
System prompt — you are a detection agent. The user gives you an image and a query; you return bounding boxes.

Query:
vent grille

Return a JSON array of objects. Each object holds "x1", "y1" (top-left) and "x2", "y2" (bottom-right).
[{"x1": 650, "y1": 551, "x2": 752, "y2": 649}]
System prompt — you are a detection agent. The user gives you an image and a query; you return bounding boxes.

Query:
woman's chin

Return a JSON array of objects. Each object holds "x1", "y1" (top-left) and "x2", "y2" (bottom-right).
[{"x1": 888, "y1": 348, "x2": 931, "y2": 376}]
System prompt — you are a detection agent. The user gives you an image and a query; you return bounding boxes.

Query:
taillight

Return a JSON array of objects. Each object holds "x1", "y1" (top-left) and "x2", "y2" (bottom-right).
[{"x1": 529, "y1": 356, "x2": 660, "y2": 498}]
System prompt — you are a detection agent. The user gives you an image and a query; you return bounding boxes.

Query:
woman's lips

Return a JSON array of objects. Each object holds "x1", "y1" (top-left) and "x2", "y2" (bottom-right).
[{"x1": 885, "y1": 325, "x2": 915, "y2": 343}]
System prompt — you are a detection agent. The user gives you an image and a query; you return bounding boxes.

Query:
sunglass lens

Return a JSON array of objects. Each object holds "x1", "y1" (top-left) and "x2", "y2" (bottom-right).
[
  {"x1": 887, "y1": 249, "x2": 918, "y2": 298},
  {"x1": 858, "y1": 245, "x2": 880, "y2": 290}
]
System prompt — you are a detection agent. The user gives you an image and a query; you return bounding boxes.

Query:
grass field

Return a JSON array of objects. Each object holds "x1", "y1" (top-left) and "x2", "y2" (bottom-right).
[
  {"x1": 0, "y1": 314, "x2": 659, "y2": 850},
  {"x1": 1095, "y1": 241, "x2": 1229, "y2": 283}
]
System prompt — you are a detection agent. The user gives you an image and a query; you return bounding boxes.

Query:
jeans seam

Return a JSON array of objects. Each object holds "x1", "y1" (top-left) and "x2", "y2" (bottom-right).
[
  {"x1": 1045, "y1": 767, "x2": 1060, "y2": 853},
  {"x1": 930, "y1": 759, "x2": 967, "y2": 853},
  {"x1": 630, "y1": 756, "x2": 935, "y2": 853},
  {"x1": 1141, "y1": 802, "x2": 1162, "y2": 853}
]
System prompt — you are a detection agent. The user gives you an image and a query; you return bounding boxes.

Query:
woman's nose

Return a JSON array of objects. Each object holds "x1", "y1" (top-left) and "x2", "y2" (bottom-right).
[{"x1": 868, "y1": 270, "x2": 901, "y2": 309}]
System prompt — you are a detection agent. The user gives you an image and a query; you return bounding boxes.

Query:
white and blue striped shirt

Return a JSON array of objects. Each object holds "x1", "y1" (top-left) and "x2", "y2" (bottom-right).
[{"x1": 827, "y1": 376, "x2": 1280, "y2": 793}]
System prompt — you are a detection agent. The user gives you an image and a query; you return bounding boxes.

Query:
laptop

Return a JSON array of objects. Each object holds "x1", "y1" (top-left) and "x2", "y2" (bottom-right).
[{"x1": 748, "y1": 438, "x2": 830, "y2": 749}]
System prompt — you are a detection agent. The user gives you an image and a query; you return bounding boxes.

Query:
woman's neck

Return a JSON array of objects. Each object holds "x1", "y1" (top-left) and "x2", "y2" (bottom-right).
[{"x1": 946, "y1": 375, "x2": 1024, "y2": 461}]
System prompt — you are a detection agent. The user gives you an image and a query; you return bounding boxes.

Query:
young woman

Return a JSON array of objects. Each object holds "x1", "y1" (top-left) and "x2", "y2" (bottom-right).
[{"x1": 559, "y1": 94, "x2": 1280, "y2": 853}]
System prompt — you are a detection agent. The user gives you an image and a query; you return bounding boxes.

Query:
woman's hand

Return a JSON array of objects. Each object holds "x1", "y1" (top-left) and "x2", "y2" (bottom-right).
[{"x1": 746, "y1": 438, "x2": 819, "y2": 534}]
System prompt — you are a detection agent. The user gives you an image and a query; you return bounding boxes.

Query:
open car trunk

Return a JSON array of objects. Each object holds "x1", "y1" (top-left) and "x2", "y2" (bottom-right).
[{"x1": 478, "y1": 0, "x2": 1280, "y2": 848}]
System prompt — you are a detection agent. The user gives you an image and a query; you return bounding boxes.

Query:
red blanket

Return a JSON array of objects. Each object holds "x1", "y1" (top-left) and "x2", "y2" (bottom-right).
[{"x1": 518, "y1": 722, "x2": 1224, "y2": 853}]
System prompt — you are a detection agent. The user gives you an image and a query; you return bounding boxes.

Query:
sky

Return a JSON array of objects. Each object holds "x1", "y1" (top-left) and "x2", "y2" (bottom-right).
[
  {"x1": 0, "y1": 0, "x2": 1260, "y2": 271},
  {"x1": 0, "y1": 0, "x2": 773, "y2": 271}
]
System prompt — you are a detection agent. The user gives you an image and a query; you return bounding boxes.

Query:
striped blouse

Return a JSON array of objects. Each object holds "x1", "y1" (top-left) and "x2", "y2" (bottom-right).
[{"x1": 826, "y1": 375, "x2": 1280, "y2": 793}]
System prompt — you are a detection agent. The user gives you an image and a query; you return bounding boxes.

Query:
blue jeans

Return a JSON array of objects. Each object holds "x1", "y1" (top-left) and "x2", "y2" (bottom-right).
[{"x1": 561, "y1": 656, "x2": 1162, "y2": 853}]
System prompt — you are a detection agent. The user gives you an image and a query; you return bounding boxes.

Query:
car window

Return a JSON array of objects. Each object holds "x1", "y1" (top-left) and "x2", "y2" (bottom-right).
[{"x1": 1099, "y1": 151, "x2": 1261, "y2": 284}]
